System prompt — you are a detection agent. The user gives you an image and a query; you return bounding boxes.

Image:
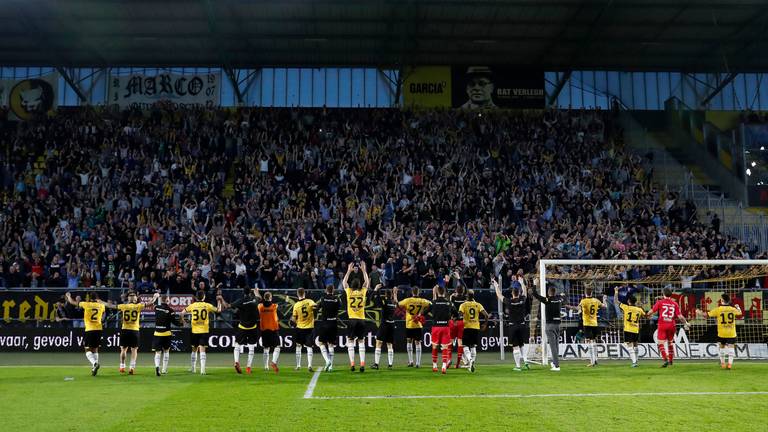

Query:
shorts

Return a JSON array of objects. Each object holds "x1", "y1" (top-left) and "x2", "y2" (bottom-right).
[
  {"x1": 582, "y1": 325, "x2": 600, "y2": 340},
  {"x1": 84, "y1": 330, "x2": 102, "y2": 349},
  {"x1": 450, "y1": 319, "x2": 464, "y2": 340},
  {"x1": 376, "y1": 322, "x2": 395, "y2": 344},
  {"x1": 718, "y1": 337, "x2": 736, "y2": 346},
  {"x1": 405, "y1": 327, "x2": 423, "y2": 341},
  {"x1": 462, "y1": 328, "x2": 479, "y2": 347},
  {"x1": 348, "y1": 319, "x2": 367, "y2": 340},
  {"x1": 190, "y1": 332, "x2": 209, "y2": 347},
  {"x1": 260, "y1": 330, "x2": 281, "y2": 348},
  {"x1": 119, "y1": 329, "x2": 139, "y2": 348},
  {"x1": 152, "y1": 335, "x2": 172, "y2": 351},
  {"x1": 624, "y1": 331, "x2": 639, "y2": 344},
  {"x1": 295, "y1": 328, "x2": 314, "y2": 346},
  {"x1": 509, "y1": 324, "x2": 529, "y2": 347},
  {"x1": 316, "y1": 321, "x2": 338, "y2": 344},
  {"x1": 657, "y1": 327, "x2": 676, "y2": 341},
  {"x1": 431, "y1": 326, "x2": 451, "y2": 346},
  {"x1": 236, "y1": 327, "x2": 260, "y2": 345}
]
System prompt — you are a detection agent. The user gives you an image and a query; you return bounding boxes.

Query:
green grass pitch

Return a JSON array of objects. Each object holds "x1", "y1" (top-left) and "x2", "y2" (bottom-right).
[{"x1": 1, "y1": 353, "x2": 767, "y2": 432}]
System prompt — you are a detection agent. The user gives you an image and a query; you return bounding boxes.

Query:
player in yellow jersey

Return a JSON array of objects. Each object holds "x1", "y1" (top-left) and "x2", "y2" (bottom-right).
[
  {"x1": 65, "y1": 291, "x2": 106, "y2": 376},
  {"x1": 567, "y1": 286, "x2": 605, "y2": 367},
  {"x1": 115, "y1": 290, "x2": 159, "y2": 375},
  {"x1": 183, "y1": 291, "x2": 221, "y2": 375},
  {"x1": 614, "y1": 287, "x2": 645, "y2": 368},
  {"x1": 458, "y1": 290, "x2": 488, "y2": 373},
  {"x1": 398, "y1": 287, "x2": 432, "y2": 367},
  {"x1": 343, "y1": 261, "x2": 369, "y2": 372},
  {"x1": 290, "y1": 288, "x2": 317, "y2": 372},
  {"x1": 705, "y1": 293, "x2": 743, "y2": 370}
]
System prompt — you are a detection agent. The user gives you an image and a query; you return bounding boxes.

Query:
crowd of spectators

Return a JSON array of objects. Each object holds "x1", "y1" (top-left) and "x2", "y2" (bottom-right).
[{"x1": 0, "y1": 105, "x2": 761, "y2": 297}]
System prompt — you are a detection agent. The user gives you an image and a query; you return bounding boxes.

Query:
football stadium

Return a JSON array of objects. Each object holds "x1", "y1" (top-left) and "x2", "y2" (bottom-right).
[{"x1": 1, "y1": 1, "x2": 768, "y2": 431}]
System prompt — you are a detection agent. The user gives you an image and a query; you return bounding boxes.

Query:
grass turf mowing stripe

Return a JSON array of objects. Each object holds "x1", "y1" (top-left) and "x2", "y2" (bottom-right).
[
  {"x1": 309, "y1": 391, "x2": 768, "y2": 400},
  {"x1": 304, "y1": 370, "x2": 321, "y2": 399}
]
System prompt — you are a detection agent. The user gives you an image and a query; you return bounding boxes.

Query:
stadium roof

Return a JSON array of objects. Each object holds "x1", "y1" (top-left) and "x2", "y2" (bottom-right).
[{"x1": 3, "y1": 0, "x2": 768, "y2": 72}]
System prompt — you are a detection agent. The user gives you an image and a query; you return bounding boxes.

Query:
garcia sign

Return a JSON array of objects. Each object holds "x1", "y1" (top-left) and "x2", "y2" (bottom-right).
[{"x1": 109, "y1": 72, "x2": 220, "y2": 108}]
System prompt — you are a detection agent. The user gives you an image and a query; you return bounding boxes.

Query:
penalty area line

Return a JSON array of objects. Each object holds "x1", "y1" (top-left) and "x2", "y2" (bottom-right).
[
  {"x1": 303, "y1": 370, "x2": 322, "y2": 399},
  {"x1": 309, "y1": 391, "x2": 768, "y2": 400}
]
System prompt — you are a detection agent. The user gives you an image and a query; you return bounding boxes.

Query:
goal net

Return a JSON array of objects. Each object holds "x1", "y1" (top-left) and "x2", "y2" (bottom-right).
[{"x1": 527, "y1": 259, "x2": 768, "y2": 365}]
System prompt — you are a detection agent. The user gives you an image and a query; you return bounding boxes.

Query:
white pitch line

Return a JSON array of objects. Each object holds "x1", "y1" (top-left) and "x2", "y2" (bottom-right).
[
  {"x1": 303, "y1": 370, "x2": 322, "y2": 399},
  {"x1": 310, "y1": 391, "x2": 768, "y2": 400}
]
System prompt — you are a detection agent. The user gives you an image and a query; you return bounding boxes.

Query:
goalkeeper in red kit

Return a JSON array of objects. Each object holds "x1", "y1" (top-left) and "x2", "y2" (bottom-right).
[{"x1": 646, "y1": 287, "x2": 690, "y2": 368}]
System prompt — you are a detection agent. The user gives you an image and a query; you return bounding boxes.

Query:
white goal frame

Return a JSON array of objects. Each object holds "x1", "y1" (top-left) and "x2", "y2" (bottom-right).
[{"x1": 538, "y1": 259, "x2": 768, "y2": 365}]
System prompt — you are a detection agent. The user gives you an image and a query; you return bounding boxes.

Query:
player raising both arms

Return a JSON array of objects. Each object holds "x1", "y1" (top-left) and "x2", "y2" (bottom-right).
[
  {"x1": 398, "y1": 287, "x2": 431, "y2": 367},
  {"x1": 65, "y1": 291, "x2": 105, "y2": 376},
  {"x1": 218, "y1": 288, "x2": 262, "y2": 374},
  {"x1": 343, "y1": 261, "x2": 370, "y2": 372},
  {"x1": 315, "y1": 284, "x2": 341, "y2": 371},
  {"x1": 646, "y1": 287, "x2": 690, "y2": 368},
  {"x1": 373, "y1": 284, "x2": 398, "y2": 370},
  {"x1": 153, "y1": 295, "x2": 184, "y2": 376},
  {"x1": 429, "y1": 285, "x2": 456, "y2": 374},
  {"x1": 183, "y1": 291, "x2": 221, "y2": 375},
  {"x1": 566, "y1": 286, "x2": 605, "y2": 367},
  {"x1": 493, "y1": 278, "x2": 530, "y2": 371},
  {"x1": 458, "y1": 290, "x2": 488, "y2": 373},
  {"x1": 116, "y1": 290, "x2": 159, "y2": 374},
  {"x1": 705, "y1": 293, "x2": 742, "y2": 370},
  {"x1": 291, "y1": 288, "x2": 317, "y2": 372},
  {"x1": 614, "y1": 287, "x2": 645, "y2": 368},
  {"x1": 259, "y1": 292, "x2": 281, "y2": 373}
]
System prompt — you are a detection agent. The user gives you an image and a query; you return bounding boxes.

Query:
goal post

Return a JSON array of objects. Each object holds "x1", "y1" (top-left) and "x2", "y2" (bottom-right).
[{"x1": 536, "y1": 259, "x2": 768, "y2": 365}]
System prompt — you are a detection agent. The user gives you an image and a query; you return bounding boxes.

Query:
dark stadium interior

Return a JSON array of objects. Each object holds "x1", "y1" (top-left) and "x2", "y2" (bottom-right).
[{"x1": 2, "y1": 0, "x2": 768, "y2": 70}]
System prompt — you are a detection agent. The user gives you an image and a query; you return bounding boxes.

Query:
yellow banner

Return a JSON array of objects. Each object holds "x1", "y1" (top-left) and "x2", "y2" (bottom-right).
[{"x1": 402, "y1": 66, "x2": 451, "y2": 108}]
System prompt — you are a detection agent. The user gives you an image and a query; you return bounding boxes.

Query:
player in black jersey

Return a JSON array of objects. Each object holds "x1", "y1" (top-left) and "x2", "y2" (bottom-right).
[
  {"x1": 218, "y1": 288, "x2": 262, "y2": 374},
  {"x1": 493, "y1": 278, "x2": 530, "y2": 371},
  {"x1": 530, "y1": 285, "x2": 566, "y2": 371},
  {"x1": 315, "y1": 284, "x2": 341, "y2": 371},
  {"x1": 372, "y1": 284, "x2": 398, "y2": 370},
  {"x1": 449, "y1": 283, "x2": 468, "y2": 368},
  {"x1": 152, "y1": 295, "x2": 184, "y2": 376},
  {"x1": 428, "y1": 285, "x2": 456, "y2": 374}
]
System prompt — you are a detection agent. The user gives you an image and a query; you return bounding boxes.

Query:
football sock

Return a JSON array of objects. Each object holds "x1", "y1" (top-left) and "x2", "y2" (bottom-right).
[
  {"x1": 306, "y1": 347, "x2": 313, "y2": 368},
  {"x1": 347, "y1": 342, "x2": 356, "y2": 366},
  {"x1": 406, "y1": 342, "x2": 414, "y2": 364},
  {"x1": 319, "y1": 344, "x2": 330, "y2": 364},
  {"x1": 374, "y1": 347, "x2": 382, "y2": 365},
  {"x1": 272, "y1": 347, "x2": 281, "y2": 364},
  {"x1": 591, "y1": 342, "x2": 597, "y2": 364},
  {"x1": 727, "y1": 347, "x2": 735, "y2": 365},
  {"x1": 191, "y1": 352, "x2": 197, "y2": 371},
  {"x1": 129, "y1": 358, "x2": 136, "y2": 370},
  {"x1": 234, "y1": 344, "x2": 241, "y2": 364},
  {"x1": 513, "y1": 347, "x2": 521, "y2": 368},
  {"x1": 463, "y1": 346, "x2": 473, "y2": 363},
  {"x1": 629, "y1": 346, "x2": 637, "y2": 364},
  {"x1": 358, "y1": 341, "x2": 366, "y2": 366},
  {"x1": 658, "y1": 343, "x2": 668, "y2": 361},
  {"x1": 432, "y1": 347, "x2": 439, "y2": 365},
  {"x1": 328, "y1": 345, "x2": 335, "y2": 366},
  {"x1": 120, "y1": 361, "x2": 126, "y2": 369},
  {"x1": 154, "y1": 352, "x2": 161, "y2": 368},
  {"x1": 162, "y1": 352, "x2": 169, "y2": 373},
  {"x1": 200, "y1": 352, "x2": 206, "y2": 374},
  {"x1": 522, "y1": 345, "x2": 529, "y2": 364},
  {"x1": 86, "y1": 351, "x2": 96, "y2": 366},
  {"x1": 415, "y1": 344, "x2": 422, "y2": 366},
  {"x1": 457, "y1": 346, "x2": 464, "y2": 365},
  {"x1": 719, "y1": 347, "x2": 725, "y2": 364},
  {"x1": 667, "y1": 342, "x2": 675, "y2": 362},
  {"x1": 247, "y1": 345, "x2": 255, "y2": 368},
  {"x1": 387, "y1": 344, "x2": 394, "y2": 366},
  {"x1": 442, "y1": 347, "x2": 450, "y2": 369},
  {"x1": 94, "y1": 352, "x2": 99, "y2": 364},
  {"x1": 263, "y1": 348, "x2": 271, "y2": 369},
  {"x1": 296, "y1": 347, "x2": 302, "y2": 368}
]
